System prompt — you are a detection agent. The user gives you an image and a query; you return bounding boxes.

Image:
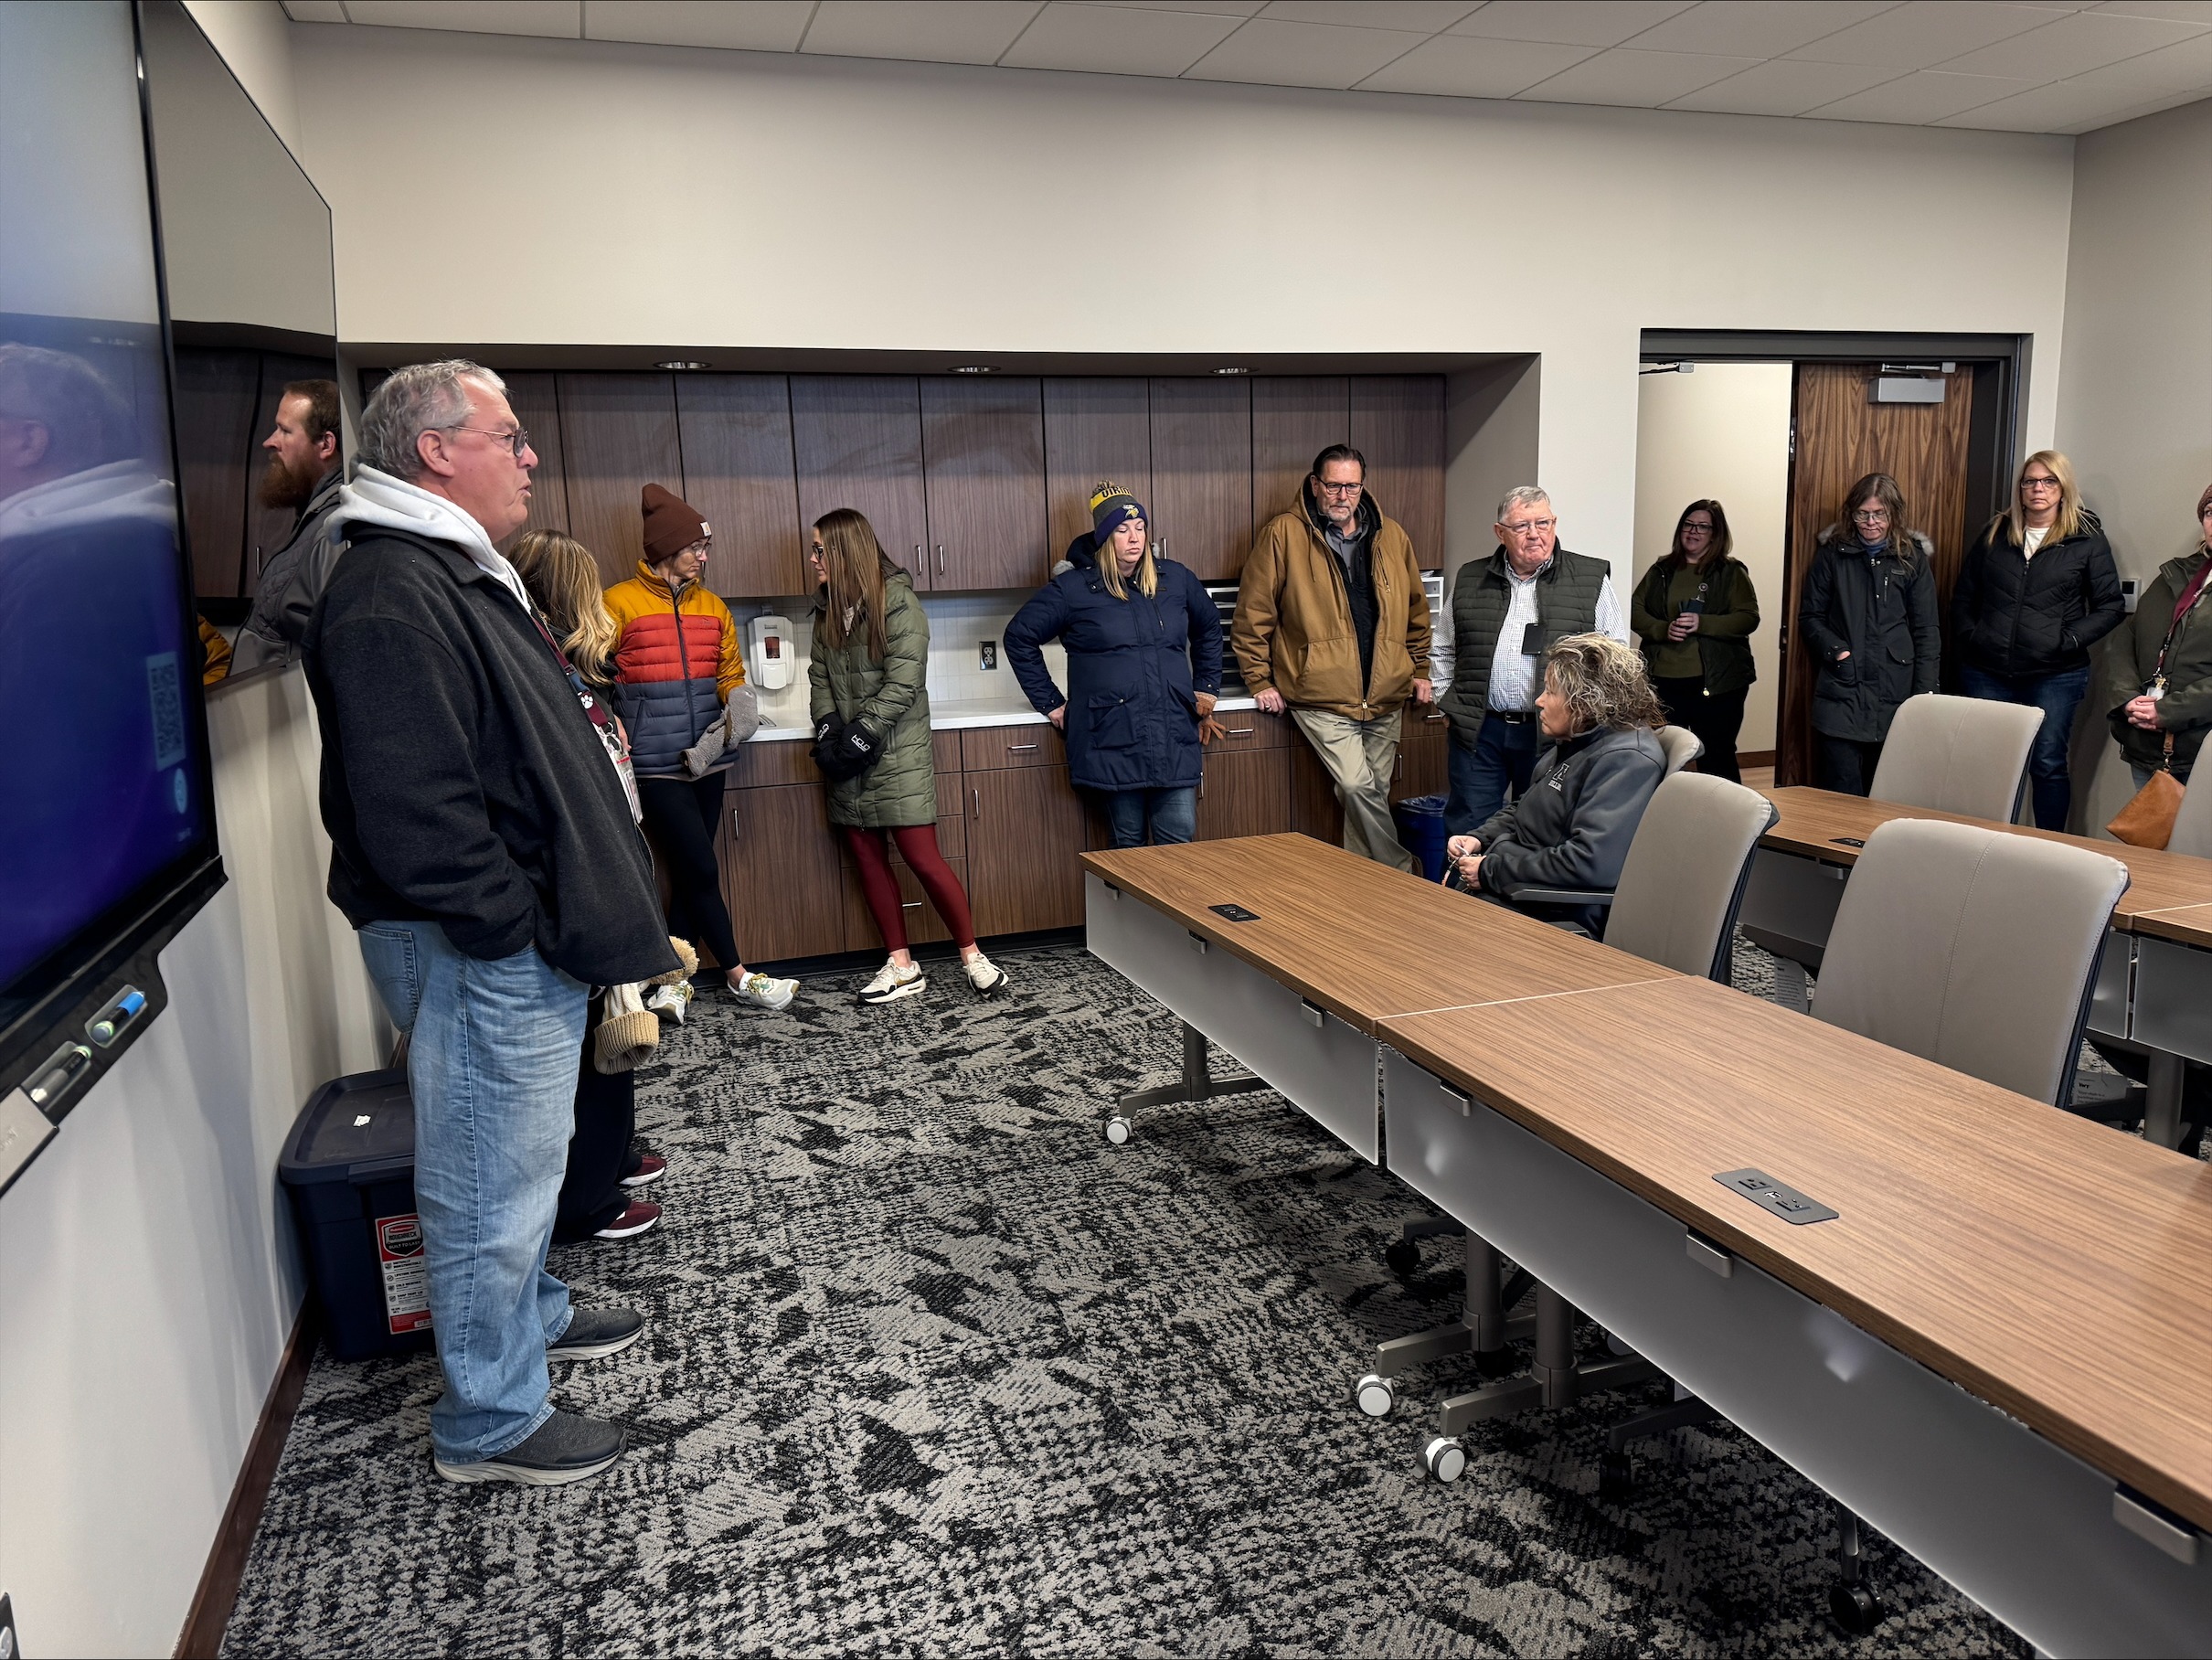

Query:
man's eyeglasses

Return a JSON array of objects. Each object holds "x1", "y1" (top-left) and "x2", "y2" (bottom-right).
[
  {"x1": 1315, "y1": 480, "x2": 1364, "y2": 497},
  {"x1": 1501, "y1": 518, "x2": 1556, "y2": 537},
  {"x1": 441, "y1": 424, "x2": 531, "y2": 458}
]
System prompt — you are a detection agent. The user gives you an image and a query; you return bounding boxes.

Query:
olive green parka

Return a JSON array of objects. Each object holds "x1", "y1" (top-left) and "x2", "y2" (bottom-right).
[{"x1": 808, "y1": 570, "x2": 940, "y2": 828}]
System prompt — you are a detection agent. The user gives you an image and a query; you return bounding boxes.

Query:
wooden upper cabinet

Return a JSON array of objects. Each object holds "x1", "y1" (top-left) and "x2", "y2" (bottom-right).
[
  {"x1": 791, "y1": 375, "x2": 930, "y2": 588},
  {"x1": 1149, "y1": 378, "x2": 1251, "y2": 582},
  {"x1": 675, "y1": 374, "x2": 804, "y2": 599},
  {"x1": 1351, "y1": 376, "x2": 1446, "y2": 569},
  {"x1": 500, "y1": 370, "x2": 570, "y2": 547},
  {"x1": 558, "y1": 372, "x2": 681, "y2": 585},
  {"x1": 920, "y1": 377, "x2": 1048, "y2": 591},
  {"x1": 1252, "y1": 377, "x2": 1349, "y2": 530},
  {"x1": 1044, "y1": 378, "x2": 1152, "y2": 564}
]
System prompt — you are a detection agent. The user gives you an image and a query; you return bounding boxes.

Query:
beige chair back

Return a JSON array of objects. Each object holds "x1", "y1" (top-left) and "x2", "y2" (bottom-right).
[
  {"x1": 1813, "y1": 818, "x2": 2129, "y2": 1106},
  {"x1": 1655, "y1": 725, "x2": 1704, "y2": 776},
  {"x1": 2167, "y1": 773, "x2": 2212, "y2": 860},
  {"x1": 1866, "y1": 693, "x2": 2043, "y2": 820},
  {"x1": 1606, "y1": 772, "x2": 1779, "y2": 981}
]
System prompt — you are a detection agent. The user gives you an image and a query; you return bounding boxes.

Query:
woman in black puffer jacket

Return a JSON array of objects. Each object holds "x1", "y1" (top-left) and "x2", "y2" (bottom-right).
[{"x1": 1951, "y1": 451, "x2": 2122, "y2": 830}]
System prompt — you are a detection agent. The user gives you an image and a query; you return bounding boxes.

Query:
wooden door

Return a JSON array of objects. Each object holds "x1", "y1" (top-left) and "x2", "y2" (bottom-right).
[
  {"x1": 1149, "y1": 378, "x2": 1251, "y2": 581},
  {"x1": 1252, "y1": 377, "x2": 1348, "y2": 528},
  {"x1": 791, "y1": 375, "x2": 929, "y2": 588},
  {"x1": 1044, "y1": 378, "x2": 1151, "y2": 561},
  {"x1": 676, "y1": 374, "x2": 804, "y2": 599},
  {"x1": 717, "y1": 781, "x2": 846, "y2": 963},
  {"x1": 1352, "y1": 376, "x2": 1447, "y2": 569},
  {"x1": 1196, "y1": 746, "x2": 1292, "y2": 840},
  {"x1": 172, "y1": 348, "x2": 260, "y2": 597},
  {"x1": 501, "y1": 371, "x2": 571, "y2": 545},
  {"x1": 920, "y1": 376, "x2": 1048, "y2": 591},
  {"x1": 558, "y1": 372, "x2": 681, "y2": 585},
  {"x1": 965, "y1": 765, "x2": 1087, "y2": 935},
  {"x1": 1778, "y1": 364, "x2": 1974, "y2": 785}
]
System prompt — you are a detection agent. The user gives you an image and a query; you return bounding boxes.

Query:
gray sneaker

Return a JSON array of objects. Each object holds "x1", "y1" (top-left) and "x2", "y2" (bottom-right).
[
  {"x1": 548, "y1": 1306, "x2": 645, "y2": 1361},
  {"x1": 434, "y1": 1410, "x2": 625, "y2": 1486}
]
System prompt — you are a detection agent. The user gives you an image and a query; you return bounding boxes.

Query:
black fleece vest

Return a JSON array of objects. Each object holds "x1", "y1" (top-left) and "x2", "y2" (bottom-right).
[{"x1": 1440, "y1": 548, "x2": 1610, "y2": 740}]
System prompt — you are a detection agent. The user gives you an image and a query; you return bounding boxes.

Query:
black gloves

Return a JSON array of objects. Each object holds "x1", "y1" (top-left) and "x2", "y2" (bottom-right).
[{"x1": 811, "y1": 711, "x2": 884, "y2": 782}]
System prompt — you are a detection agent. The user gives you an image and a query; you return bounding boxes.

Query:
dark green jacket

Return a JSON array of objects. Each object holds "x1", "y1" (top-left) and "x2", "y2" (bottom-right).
[
  {"x1": 2105, "y1": 550, "x2": 2212, "y2": 782},
  {"x1": 1629, "y1": 557, "x2": 1760, "y2": 697},
  {"x1": 807, "y1": 572, "x2": 940, "y2": 828},
  {"x1": 1438, "y1": 547, "x2": 1610, "y2": 742}
]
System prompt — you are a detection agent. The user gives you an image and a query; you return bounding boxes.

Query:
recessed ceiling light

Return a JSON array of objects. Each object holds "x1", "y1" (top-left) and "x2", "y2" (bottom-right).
[
  {"x1": 1213, "y1": 366, "x2": 1249, "y2": 376},
  {"x1": 656, "y1": 359, "x2": 709, "y2": 371},
  {"x1": 949, "y1": 365, "x2": 998, "y2": 375}
]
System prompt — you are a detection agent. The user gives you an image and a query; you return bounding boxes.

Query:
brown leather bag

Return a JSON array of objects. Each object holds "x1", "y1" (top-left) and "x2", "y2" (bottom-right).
[{"x1": 2109, "y1": 734, "x2": 2184, "y2": 847}]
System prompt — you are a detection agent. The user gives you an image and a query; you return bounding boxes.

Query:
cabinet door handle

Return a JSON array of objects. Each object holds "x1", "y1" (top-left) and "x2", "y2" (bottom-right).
[
  {"x1": 1227, "y1": 726, "x2": 1254, "y2": 737},
  {"x1": 730, "y1": 809, "x2": 740, "y2": 840},
  {"x1": 935, "y1": 544, "x2": 945, "y2": 574},
  {"x1": 1007, "y1": 742, "x2": 1038, "y2": 753},
  {"x1": 972, "y1": 786, "x2": 981, "y2": 819},
  {"x1": 901, "y1": 900, "x2": 923, "y2": 910}
]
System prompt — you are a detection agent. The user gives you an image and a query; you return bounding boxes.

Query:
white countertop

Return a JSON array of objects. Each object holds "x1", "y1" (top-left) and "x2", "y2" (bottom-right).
[{"x1": 750, "y1": 692, "x2": 1255, "y2": 744}]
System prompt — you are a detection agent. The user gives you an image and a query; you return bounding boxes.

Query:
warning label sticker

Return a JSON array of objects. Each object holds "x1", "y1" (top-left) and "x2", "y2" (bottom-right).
[{"x1": 377, "y1": 1213, "x2": 432, "y2": 1335}]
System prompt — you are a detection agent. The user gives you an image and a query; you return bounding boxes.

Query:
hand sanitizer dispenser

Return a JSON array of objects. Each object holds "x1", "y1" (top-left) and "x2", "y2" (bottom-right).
[{"x1": 750, "y1": 614, "x2": 795, "y2": 691}]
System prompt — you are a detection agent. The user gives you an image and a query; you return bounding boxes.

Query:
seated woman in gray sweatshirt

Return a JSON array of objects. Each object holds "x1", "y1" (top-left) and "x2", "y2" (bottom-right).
[{"x1": 1446, "y1": 633, "x2": 1668, "y2": 935}]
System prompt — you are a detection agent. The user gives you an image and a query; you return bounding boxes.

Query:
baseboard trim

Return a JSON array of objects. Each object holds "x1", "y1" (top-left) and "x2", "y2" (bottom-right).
[{"x1": 175, "y1": 1303, "x2": 316, "y2": 1659}]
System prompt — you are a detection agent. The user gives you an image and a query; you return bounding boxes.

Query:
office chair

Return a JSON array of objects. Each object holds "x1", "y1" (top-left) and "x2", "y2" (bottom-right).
[
  {"x1": 1654, "y1": 723, "x2": 1705, "y2": 777},
  {"x1": 1866, "y1": 692, "x2": 2045, "y2": 822}
]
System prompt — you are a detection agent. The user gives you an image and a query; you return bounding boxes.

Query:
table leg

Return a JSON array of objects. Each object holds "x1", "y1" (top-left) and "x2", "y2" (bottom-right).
[
  {"x1": 2144, "y1": 1050, "x2": 2186, "y2": 1151},
  {"x1": 1105, "y1": 1021, "x2": 1264, "y2": 1143}
]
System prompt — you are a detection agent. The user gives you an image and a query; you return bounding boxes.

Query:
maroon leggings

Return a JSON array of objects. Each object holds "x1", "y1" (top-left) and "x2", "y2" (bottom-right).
[{"x1": 844, "y1": 825, "x2": 976, "y2": 952}]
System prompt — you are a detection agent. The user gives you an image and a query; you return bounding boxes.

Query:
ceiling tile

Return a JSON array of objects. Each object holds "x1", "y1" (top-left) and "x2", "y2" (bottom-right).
[
  {"x1": 1185, "y1": 16, "x2": 1433, "y2": 88},
  {"x1": 1787, "y1": 3, "x2": 2064, "y2": 67},
  {"x1": 584, "y1": 1, "x2": 814, "y2": 51},
  {"x1": 344, "y1": 0, "x2": 581, "y2": 34},
  {"x1": 1516, "y1": 44, "x2": 1761, "y2": 103},
  {"x1": 2091, "y1": 0, "x2": 2212, "y2": 20},
  {"x1": 2043, "y1": 21, "x2": 2212, "y2": 86},
  {"x1": 1085, "y1": 0, "x2": 1266, "y2": 11},
  {"x1": 1260, "y1": 1, "x2": 1482, "y2": 27},
  {"x1": 1624, "y1": 1, "x2": 1898, "y2": 58},
  {"x1": 280, "y1": 1, "x2": 350, "y2": 21},
  {"x1": 1937, "y1": 7, "x2": 2206, "y2": 75},
  {"x1": 1927, "y1": 70, "x2": 2174, "y2": 122},
  {"x1": 1448, "y1": 0, "x2": 1697, "y2": 48},
  {"x1": 1664, "y1": 56, "x2": 1904, "y2": 113},
  {"x1": 1356, "y1": 33, "x2": 1598, "y2": 94},
  {"x1": 1000, "y1": 3, "x2": 1245, "y2": 75},
  {"x1": 801, "y1": 0, "x2": 1047, "y2": 64},
  {"x1": 1804, "y1": 66, "x2": 2040, "y2": 118},
  {"x1": 2057, "y1": 80, "x2": 2212, "y2": 125}
]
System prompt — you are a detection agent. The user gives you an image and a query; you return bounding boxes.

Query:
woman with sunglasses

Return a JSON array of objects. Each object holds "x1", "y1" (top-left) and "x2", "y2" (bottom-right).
[{"x1": 1796, "y1": 472, "x2": 1941, "y2": 795}]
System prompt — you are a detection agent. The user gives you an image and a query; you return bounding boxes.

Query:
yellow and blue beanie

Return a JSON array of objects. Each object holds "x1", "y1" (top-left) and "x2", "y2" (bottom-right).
[{"x1": 1088, "y1": 481, "x2": 1147, "y2": 548}]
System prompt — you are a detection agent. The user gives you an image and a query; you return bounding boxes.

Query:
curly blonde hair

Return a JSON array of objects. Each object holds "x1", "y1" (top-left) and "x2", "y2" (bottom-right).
[{"x1": 1544, "y1": 633, "x2": 1665, "y2": 734}]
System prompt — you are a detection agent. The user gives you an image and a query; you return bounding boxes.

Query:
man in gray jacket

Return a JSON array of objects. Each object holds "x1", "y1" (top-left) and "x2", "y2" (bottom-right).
[{"x1": 231, "y1": 378, "x2": 345, "y2": 673}]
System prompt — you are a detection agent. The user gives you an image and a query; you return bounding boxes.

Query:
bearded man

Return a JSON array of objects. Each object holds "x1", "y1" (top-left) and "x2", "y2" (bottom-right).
[{"x1": 231, "y1": 378, "x2": 344, "y2": 672}]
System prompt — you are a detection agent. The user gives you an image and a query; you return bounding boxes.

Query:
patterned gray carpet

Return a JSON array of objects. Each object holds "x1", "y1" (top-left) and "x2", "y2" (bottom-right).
[{"x1": 225, "y1": 938, "x2": 2037, "y2": 1658}]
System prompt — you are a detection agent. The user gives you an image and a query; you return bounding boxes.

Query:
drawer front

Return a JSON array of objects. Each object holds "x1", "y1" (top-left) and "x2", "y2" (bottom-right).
[
  {"x1": 844, "y1": 857, "x2": 968, "y2": 952},
  {"x1": 962, "y1": 725, "x2": 1065, "y2": 771},
  {"x1": 1738, "y1": 847, "x2": 1847, "y2": 967},
  {"x1": 931, "y1": 729, "x2": 963, "y2": 778},
  {"x1": 1382, "y1": 1050, "x2": 2212, "y2": 1658},
  {"x1": 722, "y1": 738, "x2": 821, "y2": 788},
  {"x1": 1205, "y1": 708, "x2": 1292, "y2": 752},
  {"x1": 1087, "y1": 874, "x2": 1379, "y2": 1160},
  {"x1": 2131, "y1": 937, "x2": 2212, "y2": 1063}
]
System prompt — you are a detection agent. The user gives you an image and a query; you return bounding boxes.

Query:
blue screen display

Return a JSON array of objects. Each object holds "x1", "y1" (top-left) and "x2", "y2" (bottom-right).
[{"x1": 0, "y1": 2, "x2": 210, "y2": 995}]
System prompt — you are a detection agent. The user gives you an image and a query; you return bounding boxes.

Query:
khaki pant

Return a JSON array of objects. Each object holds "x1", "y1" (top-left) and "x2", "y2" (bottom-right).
[{"x1": 1291, "y1": 706, "x2": 1415, "y2": 873}]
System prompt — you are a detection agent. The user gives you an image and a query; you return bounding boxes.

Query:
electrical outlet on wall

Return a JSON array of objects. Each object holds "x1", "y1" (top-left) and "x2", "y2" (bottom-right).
[{"x1": 980, "y1": 640, "x2": 997, "y2": 670}]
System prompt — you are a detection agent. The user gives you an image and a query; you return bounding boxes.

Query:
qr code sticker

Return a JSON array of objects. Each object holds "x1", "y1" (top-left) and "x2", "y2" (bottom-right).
[{"x1": 147, "y1": 652, "x2": 186, "y2": 770}]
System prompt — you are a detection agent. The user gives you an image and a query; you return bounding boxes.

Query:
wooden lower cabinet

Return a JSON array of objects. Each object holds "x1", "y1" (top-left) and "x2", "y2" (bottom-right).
[
  {"x1": 1196, "y1": 746, "x2": 1292, "y2": 840},
  {"x1": 1290, "y1": 729, "x2": 1345, "y2": 846},
  {"x1": 718, "y1": 781, "x2": 845, "y2": 963},
  {"x1": 965, "y1": 763, "x2": 1088, "y2": 935},
  {"x1": 1392, "y1": 708, "x2": 1452, "y2": 803},
  {"x1": 843, "y1": 856, "x2": 969, "y2": 952}
]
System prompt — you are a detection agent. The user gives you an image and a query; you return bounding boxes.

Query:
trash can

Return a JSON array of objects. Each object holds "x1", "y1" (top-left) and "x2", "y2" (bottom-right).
[
  {"x1": 1393, "y1": 793, "x2": 1450, "y2": 883},
  {"x1": 278, "y1": 1068, "x2": 435, "y2": 1362}
]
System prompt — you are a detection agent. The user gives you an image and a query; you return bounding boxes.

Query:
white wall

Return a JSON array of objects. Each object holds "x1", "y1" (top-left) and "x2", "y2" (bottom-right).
[
  {"x1": 179, "y1": 0, "x2": 299, "y2": 154},
  {"x1": 290, "y1": 27, "x2": 2077, "y2": 580},
  {"x1": 1632, "y1": 364, "x2": 1793, "y2": 754},
  {"x1": 0, "y1": 672, "x2": 388, "y2": 1658}
]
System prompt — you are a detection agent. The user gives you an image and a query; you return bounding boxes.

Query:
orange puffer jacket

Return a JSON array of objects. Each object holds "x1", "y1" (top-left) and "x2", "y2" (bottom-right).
[{"x1": 604, "y1": 562, "x2": 746, "y2": 777}]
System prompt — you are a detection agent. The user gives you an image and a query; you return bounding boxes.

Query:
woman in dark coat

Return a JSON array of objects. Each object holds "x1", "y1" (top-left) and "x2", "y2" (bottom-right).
[
  {"x1": 1629, "y1": 498, "x2": 1760, "y2": 782},
  {"x1": 2105, "y1": 481, "x2": 2212, "y2": 790},
  {"x1": 1951, "y1": 450, "x2": 2122, "y2": 830},
  {"x1": 1005, "y1": 483, "x2": 1224, "y2": 847},
  {"x1": 1797, "y1": 472, "x2": 1941, "y2": 796}
]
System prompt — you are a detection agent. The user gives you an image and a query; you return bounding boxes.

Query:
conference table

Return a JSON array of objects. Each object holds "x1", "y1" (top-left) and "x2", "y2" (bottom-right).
[
  {"x1": 1742, "y1": 785, "x2": 2212, "y2": 1146},
  {"x1": 1082, "y1": 833, "x2": 2212, "y2": 1659}
]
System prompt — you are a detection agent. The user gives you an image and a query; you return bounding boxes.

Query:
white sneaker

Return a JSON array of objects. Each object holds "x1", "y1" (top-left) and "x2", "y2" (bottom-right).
[
  {"x1": 962, "y1": 951, "x2": 1009, "y2": 997},
  {"x1": 644, "y1": 981, "x2": 691, "y2": 1026},
  {"x1": 732, "y1": 971, "x2": 797, "y2": 1011},
  {"x1": 857, "y1": 959, "x2": 926, "y2": 1006}
]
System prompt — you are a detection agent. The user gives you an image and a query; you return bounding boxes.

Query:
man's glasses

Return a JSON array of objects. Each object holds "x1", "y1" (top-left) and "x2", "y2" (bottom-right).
[
  {"x1": 1501, "y1": 518, "x2": 1556, "y2": 537},
  {"x1": 442, "y1": 424, "x2": 531, "y2": 458},
  {"x1": 1315, "y1": 481, "x2": 1364, "y2": 497}
]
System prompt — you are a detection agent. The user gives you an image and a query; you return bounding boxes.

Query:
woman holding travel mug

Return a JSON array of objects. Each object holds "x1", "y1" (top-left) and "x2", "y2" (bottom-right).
[{"x1": 1629, "y1": 498, "x2": 1759, "y2": 783}]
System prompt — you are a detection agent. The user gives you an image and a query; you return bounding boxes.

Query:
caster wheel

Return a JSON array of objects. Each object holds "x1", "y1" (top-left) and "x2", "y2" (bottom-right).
[
  {"x1": 1828, "y1": 1583, "x2": 1885, "y2": 1637},
  {"x1": 1421, "y1": 1436, "x2": 1467, "y2": 1483},
  {"x1": 1383, "y1": 1240, "x2": 1421, "y2": 1275},
  {"x1": 1354, "y1": 1372, "x2": 1394, "y2": 1418},
  {"x1": 1597, "y1": 1449, "x2": 1634, "y2": 1500},
  {"x1": 1104, "y1": 1116, "x2": 1132, "y2": 1144}
]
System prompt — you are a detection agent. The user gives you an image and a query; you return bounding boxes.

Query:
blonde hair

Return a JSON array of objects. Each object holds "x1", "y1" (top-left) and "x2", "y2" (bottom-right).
[
  {"x1": 1544, "y1": 633, "x2": 1666, "y2": 735},
  {"x1": 814, "y1": 507, "x2": 902, "y2": 662},
  {"x1": 1092, "y1": 482, "x2": 1159, "y2": 601},
  {"x1": 1994, "y1": 450, "x2": 2084, "y2": 548},
  {"x1": 508, "y1": 529, "x2": 616, "y2": 685}
]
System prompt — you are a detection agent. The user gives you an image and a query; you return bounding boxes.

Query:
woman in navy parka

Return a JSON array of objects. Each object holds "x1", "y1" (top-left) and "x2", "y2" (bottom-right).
[{"x1": 1005, "y1": 483, "x2": 1223, "y2": 846}]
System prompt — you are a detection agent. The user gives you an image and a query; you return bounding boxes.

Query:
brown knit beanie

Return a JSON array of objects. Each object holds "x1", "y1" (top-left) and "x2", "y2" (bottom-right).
[{"x1": 642, "y1": 483, "x2": 710, "y2": 562}]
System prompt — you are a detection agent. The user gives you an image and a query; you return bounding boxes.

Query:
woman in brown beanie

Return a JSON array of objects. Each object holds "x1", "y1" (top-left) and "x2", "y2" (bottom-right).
[{"x1": 605, "y1": 484, "x2": 798, "y2": 1012}]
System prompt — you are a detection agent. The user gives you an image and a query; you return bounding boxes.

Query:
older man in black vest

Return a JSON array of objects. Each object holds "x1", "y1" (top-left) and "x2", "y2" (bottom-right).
[{"x1": 1434, "y1": 486, "x2": 1631, "y2": 835}]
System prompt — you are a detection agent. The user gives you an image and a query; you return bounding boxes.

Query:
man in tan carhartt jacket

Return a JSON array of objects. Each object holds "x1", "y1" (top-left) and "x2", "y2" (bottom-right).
[{"x1": 1232, "y1": 444, "x2": 1431, "y2": 871}]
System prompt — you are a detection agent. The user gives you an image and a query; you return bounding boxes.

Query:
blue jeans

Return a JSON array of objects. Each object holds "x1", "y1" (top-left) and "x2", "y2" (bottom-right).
[
  {"x1": 1445, "y1": 714, "x2": 1541, "y2": 836},
  {"x1": 356, "y1": 920, "x2": 588, "y2": 1463},
  {"x1": 1957, "y1": 663, "x2": 2091, "y2": 830},
  {"x1": 1102, "y1": 786, "x2": 1196, "y2": 848}
]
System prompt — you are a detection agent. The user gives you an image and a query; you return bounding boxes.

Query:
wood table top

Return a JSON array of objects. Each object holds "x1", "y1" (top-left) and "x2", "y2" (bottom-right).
[
  {"x1": 2132, "y1": 902, "x2": 2212, "y2": 951},
  {"x1": 1080, "y1": 835, "x2": 1676, "y2": 1036},
  {"x1": 1378, "y1": 974, "x2": 2212, "y2": 1533},
  {"x1": 1760, "y1": 786, "x2": 2212, "y2": 927}
]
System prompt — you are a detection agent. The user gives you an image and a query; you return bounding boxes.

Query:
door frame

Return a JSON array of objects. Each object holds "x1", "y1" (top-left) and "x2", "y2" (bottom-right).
[{"x1": 1639, "y1": 329, "x2": 2030, "y2": 780}]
